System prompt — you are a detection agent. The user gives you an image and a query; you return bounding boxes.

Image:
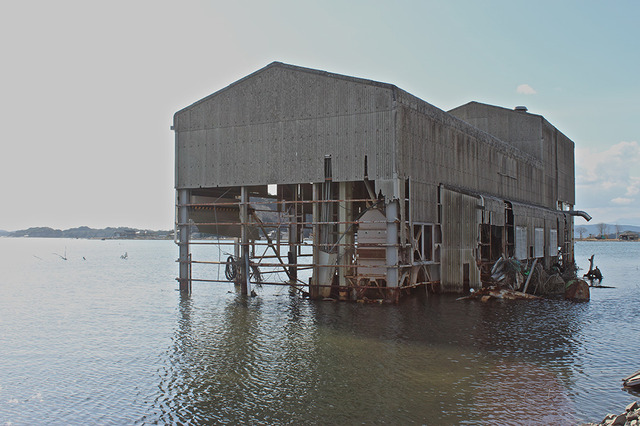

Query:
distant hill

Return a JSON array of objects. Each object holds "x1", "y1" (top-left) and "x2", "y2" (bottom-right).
[
  {"x1": 0, "y1": 229, "x2": 9, "y2": 237},
  {"x1": 574, "y1": 224, "x2": 640, "y2": 239},
  {"x1": 4, "y1": 226, "x2": 173, "y2": 239}
]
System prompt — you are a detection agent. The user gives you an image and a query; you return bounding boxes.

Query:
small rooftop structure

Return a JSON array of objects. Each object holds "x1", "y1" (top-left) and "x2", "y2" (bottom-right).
[
  {"x1": 173, "y1": 62, "x2": 580, "y2": 301},
  {"x1": 619, "y1": 231, "x2": 639, "y2": 241}
]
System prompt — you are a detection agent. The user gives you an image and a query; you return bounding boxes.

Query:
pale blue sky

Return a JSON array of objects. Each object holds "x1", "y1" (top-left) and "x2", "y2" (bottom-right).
[{"x1": 1, "y1": 0, "x2": 638, "y2": 230}]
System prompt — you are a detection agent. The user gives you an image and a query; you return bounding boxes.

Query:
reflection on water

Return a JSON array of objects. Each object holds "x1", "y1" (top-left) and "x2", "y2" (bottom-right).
[
  {"x1": 141, "y1": 292, "x2": 586, "y2": 424},
  {"x1": 1, "y1": 239, "x2": 639, "y2": 424}
]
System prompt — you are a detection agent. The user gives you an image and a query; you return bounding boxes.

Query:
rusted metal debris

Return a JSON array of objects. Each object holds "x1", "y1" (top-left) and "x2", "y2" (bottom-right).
[{"x1": 457, "y1": 286, "x2": 541, "y2": 302}]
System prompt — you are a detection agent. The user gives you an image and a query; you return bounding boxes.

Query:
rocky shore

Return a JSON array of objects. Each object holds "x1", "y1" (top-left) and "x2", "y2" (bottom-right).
[{"x1": 584, "y1": 401, "x2": 640, "y2": 426}]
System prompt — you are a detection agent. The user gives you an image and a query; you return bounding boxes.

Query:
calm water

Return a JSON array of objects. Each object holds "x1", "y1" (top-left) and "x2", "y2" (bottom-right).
[{"x1": 0, "y1": 238, "x2": 638, "y2": 425}]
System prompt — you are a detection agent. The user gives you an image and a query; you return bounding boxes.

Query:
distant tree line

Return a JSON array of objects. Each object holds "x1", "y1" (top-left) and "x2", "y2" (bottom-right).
[
  {"x1": 575, "y1": 223, "x2": 640, "y2": 239},
  {"x1": 2, "y1": 226, "x2": 173, "y2": 239}
]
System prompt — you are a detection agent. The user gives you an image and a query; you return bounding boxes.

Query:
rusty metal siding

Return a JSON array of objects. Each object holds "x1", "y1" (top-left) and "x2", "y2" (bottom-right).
[
  {"x1": 440, "y1": 187, "x2": 481, "y2": 292},
  {"x1": 175, "y1": 63, "x2": 395, "y2": 189}
]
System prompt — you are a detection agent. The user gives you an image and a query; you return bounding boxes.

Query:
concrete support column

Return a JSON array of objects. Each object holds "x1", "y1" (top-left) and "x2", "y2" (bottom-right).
[
  {"x1": 386, "y1": 199, "x2": 399, "y2": 288},
  {"x1": 240, "y1": 186, "x2": 251, "y2": 296},
  {"x1": 310, "y1": 183, "x2": 320, "y2": 298},
  {"x1": 178, "y1": 189, "x2": 191, "y2": 293},
  {"x1": 338, "y1": 182, "x2": 353, "y2": 291},
  {"x1": 289, "y1": 184, "x2": 298, "y2": 285}
]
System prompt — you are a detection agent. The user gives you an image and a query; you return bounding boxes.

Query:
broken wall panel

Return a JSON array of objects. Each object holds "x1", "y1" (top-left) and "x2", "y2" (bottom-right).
[{"x1": 440, "y1": 187, "x2": 481, "y2": 291}]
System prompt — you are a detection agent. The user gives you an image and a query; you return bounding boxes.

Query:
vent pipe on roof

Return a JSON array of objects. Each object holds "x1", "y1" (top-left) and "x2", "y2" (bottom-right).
[{"x1": 514, "y1": 106, "x2": 528, "y2": 112}]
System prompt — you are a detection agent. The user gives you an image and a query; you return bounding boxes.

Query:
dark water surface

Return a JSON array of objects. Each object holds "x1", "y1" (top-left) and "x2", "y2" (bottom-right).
[{"x1": 1, "y1": 239, "x2": 638, "y2": 425}]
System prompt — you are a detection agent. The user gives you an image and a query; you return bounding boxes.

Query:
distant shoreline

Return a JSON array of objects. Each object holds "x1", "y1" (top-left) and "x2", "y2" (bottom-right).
[
  {"x1": 576, "y1": 238, "x2": 639, "y2": 242},
  {"x1": 0, "y1": 236, "x2": 173, "y2": 240},
  {"x1": 0, "y1": 226, "x2": 174, "y2": 240}
]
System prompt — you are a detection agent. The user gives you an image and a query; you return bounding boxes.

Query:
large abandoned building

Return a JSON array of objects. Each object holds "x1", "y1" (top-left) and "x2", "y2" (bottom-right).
[{"x1": 173, "y1": 62, "x2": 586, "y2": 301}]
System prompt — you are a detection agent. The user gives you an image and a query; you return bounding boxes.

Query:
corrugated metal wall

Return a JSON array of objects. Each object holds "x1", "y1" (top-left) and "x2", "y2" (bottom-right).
[
  {"x1": 511, "y1": 201, "x2": 565, "y2": 266},
  {"x1": 395, "y1": 90, "x2": 550, "y2": 225},
  {"x1": 448, "y1": 102, "x2": 576, "y2": 209},
  {"x1": 175, "y1": 63, "x2": 396, "y2": 188},
  {"x1": 409, "y1": 180, "x2": 438, "y2": 224},
  {"x1": 176, "y1": 64, "x2": 573, "y2": 217},
  {"x1": 556, "y1": 130, "x2": 575, "y2": 205}
]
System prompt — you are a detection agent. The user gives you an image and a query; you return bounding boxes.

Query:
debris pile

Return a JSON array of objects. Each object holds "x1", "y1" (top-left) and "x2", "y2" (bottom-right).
[
  {"x1": 490, "y1": 256, "x2": 524, "y2": 290},
  {"x1": 583, "y1": 401, "x2": 640, "y2": 426},
  {"x1": 457, "y1": 286, "x2": 540, "y2": 302},
  {"x1": 475, "y1": 256, "x2": 586, "y2": 301},
  {"x1": 489, "y1": 256, "x2": 568, "y2": 297}
]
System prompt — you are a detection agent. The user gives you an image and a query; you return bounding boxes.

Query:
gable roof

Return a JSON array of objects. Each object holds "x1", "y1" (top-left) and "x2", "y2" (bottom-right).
[{"x1": 175, "y1": 61, "x2": 398, "y2": 117}]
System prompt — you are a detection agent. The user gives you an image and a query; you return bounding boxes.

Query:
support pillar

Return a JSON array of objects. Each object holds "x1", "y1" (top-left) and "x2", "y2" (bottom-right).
[
  {"x1": 240, "y1": 186, "x2": 251, "y2": 296},
  {"x1": 338, "y1": 182, "x2": 353, "y2": 298},
  {"x1": 289, "y1": 184, "x2": 298, "y2": 285},
  {"x1": 178, "y1": 189, "x2": 191, "y2": 293},
  {"x1": 386, "y1": 199, "x2": 399, "y2": 289},
  {"x1": 310, "y1": 183, "x2": 320, "y2": 299}
]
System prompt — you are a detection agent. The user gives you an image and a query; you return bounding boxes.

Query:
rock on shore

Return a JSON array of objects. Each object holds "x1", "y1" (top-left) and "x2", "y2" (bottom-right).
[{"x1": 584, "y1": 401, "x2": 640, "y2": 426}]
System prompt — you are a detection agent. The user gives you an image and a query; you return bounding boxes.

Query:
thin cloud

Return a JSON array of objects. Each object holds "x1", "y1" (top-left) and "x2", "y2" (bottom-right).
[
  {"x1": 611, "y1": 197, "x2": 634, "y2": 205},
  {"x1": 576, "y1": 141, "x2": 640, "y2": 189},
  {"x1": 625, "y1": 177, "x2": 640, "y2": 196},
  {"x1": 516, "y1": 84, "x2": 537, "y2": 95},
  {"x1": 575, "y1": 141, "x2": 640, "y2": 223}
]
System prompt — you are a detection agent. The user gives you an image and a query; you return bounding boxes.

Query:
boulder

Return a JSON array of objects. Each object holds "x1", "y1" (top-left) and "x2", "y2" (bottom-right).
[
  {"x1": 565, "y1": 279, "x2": 590, "y2": 301},
  {"x1": 612, "y1": 413, "x2": 628, "y2": 425}
]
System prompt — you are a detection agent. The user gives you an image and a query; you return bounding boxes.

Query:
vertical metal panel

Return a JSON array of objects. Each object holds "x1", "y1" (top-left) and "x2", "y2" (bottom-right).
[
  {"x1": 440, "y1": 188, "x2": 481, "y2": 292},
  {"x1": 516, "y1": 226, "x2": 527, "y2": 260},
  {"x1": 557, "y1": 131, "x2": 575, "y2": 205},
  {"x1": 534, "y1": 227, "x2": 544, "y2": 258},
  {"x1": 409, "y1": 181, "x2": 438, "y2": 223},
  {"x1": 549, "y1": 229, "x2": 558, "y2": 257}
]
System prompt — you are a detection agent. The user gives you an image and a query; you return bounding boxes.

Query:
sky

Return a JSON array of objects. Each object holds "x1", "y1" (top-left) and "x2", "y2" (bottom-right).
[{"x1": 1, "y1": 0, "x2": 638, "y2": 231}]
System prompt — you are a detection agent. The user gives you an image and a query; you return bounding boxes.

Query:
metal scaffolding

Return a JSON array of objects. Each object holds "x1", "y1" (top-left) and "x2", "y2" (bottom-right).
[{"x1": 175, "y1": 182, "x2": 439, "y2": 302}]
